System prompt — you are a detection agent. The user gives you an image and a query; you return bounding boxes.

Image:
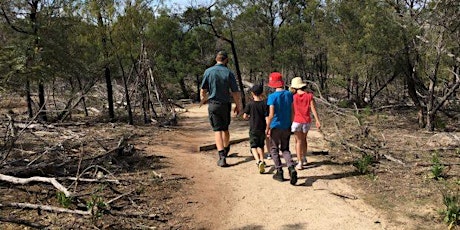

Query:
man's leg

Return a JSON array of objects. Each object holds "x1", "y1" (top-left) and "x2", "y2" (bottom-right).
[
  {"x1": 214, "y1": 131, "x2": 225, "y2": 151},
  {"x1": 215, "y1": 131, "x2": 229, "y2": 167},
  {"x1": 223, "y1": 130, "x2": 230, "y2": 155}
]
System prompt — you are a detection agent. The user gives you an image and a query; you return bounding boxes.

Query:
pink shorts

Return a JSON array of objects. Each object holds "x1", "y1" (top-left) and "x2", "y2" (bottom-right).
[{"x1": 291, "y1": 122, "x2": 311, "y2": 133}]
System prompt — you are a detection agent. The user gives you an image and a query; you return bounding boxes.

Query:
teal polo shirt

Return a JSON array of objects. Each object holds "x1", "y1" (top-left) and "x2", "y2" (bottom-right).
[{"x1": 201, "y1": 64, "x2": 239, "y2": 103}]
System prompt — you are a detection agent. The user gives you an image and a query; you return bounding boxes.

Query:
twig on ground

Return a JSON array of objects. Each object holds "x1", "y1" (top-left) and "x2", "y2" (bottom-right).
[
  {"x1": 0, "y1": 174, "x2": 72, "y2": 197},
  {"x1": 0, "y1": 202, "x2": 90, "y2": 215},
  {"x1": 382, "y1": 153, "x2": 406, "y2": 166},
  {"x1": 60, "y1": 177, "x2": 120, "y2": 184},
  {"x1": 73, "y1": 143, "x2": 84, "y2": 192},
  {"x1": 106, "y1": 190, "x2": 135, "y2": 205}
]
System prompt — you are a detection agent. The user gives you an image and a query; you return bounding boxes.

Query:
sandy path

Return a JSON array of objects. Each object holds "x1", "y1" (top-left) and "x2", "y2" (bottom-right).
[{"x1": 156, "y1": 105, "x2": 393, "y2": 229}]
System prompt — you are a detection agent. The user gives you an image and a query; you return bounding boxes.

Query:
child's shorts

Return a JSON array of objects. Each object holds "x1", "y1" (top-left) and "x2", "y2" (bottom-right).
[
  {"x1": 291, "y1": 122, "x2": 311, "y2": 133},
  {"x1": 249, "y1": 130, "x2": 266, "y2": 148}
]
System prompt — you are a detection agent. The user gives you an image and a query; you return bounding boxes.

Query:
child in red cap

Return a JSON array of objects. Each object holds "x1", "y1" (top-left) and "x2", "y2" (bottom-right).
[{"x1": 265, "y1": 72, "x2": 297, "y2": 185}]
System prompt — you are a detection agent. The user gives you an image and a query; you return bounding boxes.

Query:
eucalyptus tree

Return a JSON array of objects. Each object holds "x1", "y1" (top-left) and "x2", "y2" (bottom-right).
[
  {"x1": 179, "y1": 9, "x2": 217, "y2": 99},
  {"x1": 414, "y1": 0, "x2": 460, "y2": 130},
  {"x1": 146, "y1": 11, "x2": 186, "y2": 98},
  {"x1": 111, "y1": 1, "x2": 156, "y2": 124},
  {"x1": 0, "y1": 0, "x2": 56, "y2": 121},
  {"x1": 323, "y1": 0, "x2": 369, "y2": 105},
  {"x1": 75, "y1": 0, "x2": 120, "y2": 121},
  {"x1": 182, "y1": 1, "x2": 247, "y2": 106},
  {"x1": 180, "y1": 26, "x2": 217, "y2": 101},
  {"x1": 385, "y1": 0, "x2": 460, "y2": 130},
  {"x1": 232, "y1": 0, "x2": 299, "y2": 73}
]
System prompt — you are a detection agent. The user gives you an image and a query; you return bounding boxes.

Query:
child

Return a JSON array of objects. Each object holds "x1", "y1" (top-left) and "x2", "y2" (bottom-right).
[
  {"x1": 243, "y1": 84, "x2": 268, "y2": 174},
  {"x1": 265, "y1": 72, "x2": 297, "y2": 185},
  {"x1": 290, "y1": 77, "x2": 321, "y2": 170}
]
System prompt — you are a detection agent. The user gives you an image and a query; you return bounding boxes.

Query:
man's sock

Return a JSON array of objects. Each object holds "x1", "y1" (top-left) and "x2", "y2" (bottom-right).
[
  {"x1": 224, "y1": 146, "x2": 230, "y2": 156},
  {"x1": 218, "y1": 150, "x2": 226, "y2": 159}
]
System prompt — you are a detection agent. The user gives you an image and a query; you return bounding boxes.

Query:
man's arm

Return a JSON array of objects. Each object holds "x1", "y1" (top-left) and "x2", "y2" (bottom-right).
[
  {"x1": 231, "y1": 91, "x2": 242, "y2": 115},
  {"x1": 199, "y1": 89, "x2": 208, "y2": 107}
]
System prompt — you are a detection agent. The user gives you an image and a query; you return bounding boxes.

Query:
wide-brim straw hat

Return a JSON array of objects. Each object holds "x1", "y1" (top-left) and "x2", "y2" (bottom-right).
[{"x1": 290, "y1": 77, "x2": 306, "y2": 89}]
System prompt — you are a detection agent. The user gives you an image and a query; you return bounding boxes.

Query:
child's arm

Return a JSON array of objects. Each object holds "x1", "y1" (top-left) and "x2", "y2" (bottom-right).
[
  {"x1": 265, "y1": 105, "x2": 275, "y2": 137},
  {"x1": 310, "y1": 98, "x2": 321, "y2": 129}
]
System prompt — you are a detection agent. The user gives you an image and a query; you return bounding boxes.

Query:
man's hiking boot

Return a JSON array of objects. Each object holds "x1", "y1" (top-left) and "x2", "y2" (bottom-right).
[
  {"x1": 217, "y1": 151, "x2": 228, "y2": 167},
  {"x1": 273, "y1": 169, "x2": 284, "y2": 182},
  {"x1": 288, "y1": 166, "x2": 298, "y2": 185},
  {"x1": 258, "y1": 161, "x2": 265, "y2": 174},
  {"x1": 217, "y1": 158, "x2": 228, "y2": 167}
]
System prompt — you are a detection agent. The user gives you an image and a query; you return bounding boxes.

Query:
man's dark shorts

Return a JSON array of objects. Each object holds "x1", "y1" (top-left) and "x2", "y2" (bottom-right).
[
  {"x1": 208, "y1": 101, "x2": 231, "y2": 131},
  {"x1": 249, "y1": 130, "x2": 266, "y2": 148}
]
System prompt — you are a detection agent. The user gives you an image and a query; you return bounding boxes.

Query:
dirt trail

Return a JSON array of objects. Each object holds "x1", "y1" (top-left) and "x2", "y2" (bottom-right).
[{"x1": 150, "y1": 105, "x2": 394, "y2": 229}]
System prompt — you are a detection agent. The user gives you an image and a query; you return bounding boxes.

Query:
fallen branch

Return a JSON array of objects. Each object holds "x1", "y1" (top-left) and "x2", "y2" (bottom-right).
[
  {"x1": 59, "y1": 177, "x2": 120, "y2": 184},
  {"x1": 0, "y1": 174, "x2": 71, "y2": 197},
  {"x1": 106, "y1": 190, "x2": 135, "y2": 205},
  {"x1": 329, "y1": 191, "x2": 358, "y2": 200},
  {"x1": 382, "y1": 154, "x2": 406, "y2": 166},
  {"x1": 0, "y1": 202, "x2": 90, "y2": 215},
  {"x1": 108, "y1": 210, "x2": 161, "y2": 220}
]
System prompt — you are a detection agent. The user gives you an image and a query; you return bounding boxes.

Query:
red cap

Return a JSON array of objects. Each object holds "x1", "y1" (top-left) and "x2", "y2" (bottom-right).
[{"x1": 268, "y1": 72, "x2": 284, "y2": 88}]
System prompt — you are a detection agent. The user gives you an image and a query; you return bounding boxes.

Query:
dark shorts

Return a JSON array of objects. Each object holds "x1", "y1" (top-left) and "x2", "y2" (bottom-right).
[
  {"x1": 249, "y1": 130, "x2": 266, "y2": 148},
  {"x1": 208, "y1": 101, "x2": 231, "y2": 131}
]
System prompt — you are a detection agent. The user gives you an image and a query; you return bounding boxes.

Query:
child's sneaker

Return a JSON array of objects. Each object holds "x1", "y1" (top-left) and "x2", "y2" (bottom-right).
[
  {"x1": 295, "y1": 162, "x2": 303, "y2": 170},
  {"x1": 288, "y1": 166, "x2": 298, "y2": 185},
  {"x1": 302, "y1": 156, "x2": 308, "y2": 166},
  {"x1": 272, "y1": 168, "x2": 284, "y2": 182},
  {"x1": 267, "y1": 154, "x2": 272, "y2": 160},
  {"x1": 258, "y1": 161, "x2": 265, "y2": 174}
]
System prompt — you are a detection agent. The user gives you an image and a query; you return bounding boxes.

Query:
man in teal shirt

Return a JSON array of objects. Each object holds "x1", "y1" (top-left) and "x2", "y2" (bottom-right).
[{"x1": 200, "y1": 51, "x2": 242, "y2": 167}]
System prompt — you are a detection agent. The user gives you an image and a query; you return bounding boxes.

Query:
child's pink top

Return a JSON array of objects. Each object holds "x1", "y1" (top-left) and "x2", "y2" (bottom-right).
[{"x1": 293, "y1": 92, "x2": 313, "y2": 123}]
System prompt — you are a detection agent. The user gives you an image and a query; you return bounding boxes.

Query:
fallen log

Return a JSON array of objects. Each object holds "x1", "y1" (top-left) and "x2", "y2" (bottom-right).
[
  {"x1": 0, "y1": 174, "x2": 72, "y2": 197},
  {"x1": 197, "y1": 137, "x2": 250, "y2": 152}
]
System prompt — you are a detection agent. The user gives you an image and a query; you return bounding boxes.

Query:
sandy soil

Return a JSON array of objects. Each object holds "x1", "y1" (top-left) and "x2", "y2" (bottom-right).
[{"x1": 146, "y1": 104, "x2": 402, "y2": 230}]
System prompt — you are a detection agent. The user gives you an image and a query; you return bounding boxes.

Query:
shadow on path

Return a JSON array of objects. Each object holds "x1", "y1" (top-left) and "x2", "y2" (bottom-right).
[{"x1": 298, "y1": 171, "x2": 361, "y2": 187}]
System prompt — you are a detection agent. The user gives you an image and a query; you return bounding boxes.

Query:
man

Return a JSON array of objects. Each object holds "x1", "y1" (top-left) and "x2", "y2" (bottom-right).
[{"x1": 200, "y1": 50, "x2": 242, "y2": 167}]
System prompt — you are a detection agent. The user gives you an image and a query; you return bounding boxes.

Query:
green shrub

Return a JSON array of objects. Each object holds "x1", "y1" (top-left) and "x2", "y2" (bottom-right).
[
  {"x1": 353, "y1": 154, "x2": 373, "y2": 174},
  {"x1": 56, "y1": 192, "x2": 73, "y2": 208},
  {"x1": 440, "y1": 191, "x2": 460, "y2": 229},
  {"x1": 430, "y1": 153, "x2": 446, "y2": 180},
  {"x1": 86, "y1": 195, "x2": 106, "y2": 218}
]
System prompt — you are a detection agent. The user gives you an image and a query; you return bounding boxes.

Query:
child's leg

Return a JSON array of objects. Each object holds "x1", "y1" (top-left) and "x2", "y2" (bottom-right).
[
  {"x1": 303, "y1": 131, "x2": 309, "y2": 164},
  {"x1": 279, "y1": 128, "x2": 295, "y2": 167},
  {"x1": 256, "y1": 147, "x2": 265, "y2": 173},
  {"x1": 269, "y1": 129, "x2": 282, "y2": 169},
  {"x1": 294, "y1": 132, "x2": 303, "y2": 164},
  {"x1": 256, "y1": 147, "x2": 264, "y2": 162},
  {"x1": 251, "y1": 148, "x2": 260, "y2": 162}
]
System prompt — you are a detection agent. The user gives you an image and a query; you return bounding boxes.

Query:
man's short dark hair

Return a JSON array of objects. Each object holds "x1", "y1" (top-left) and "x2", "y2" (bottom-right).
[{"x1": 216, "y1": 50, "x2": 228, "y2": 61}]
